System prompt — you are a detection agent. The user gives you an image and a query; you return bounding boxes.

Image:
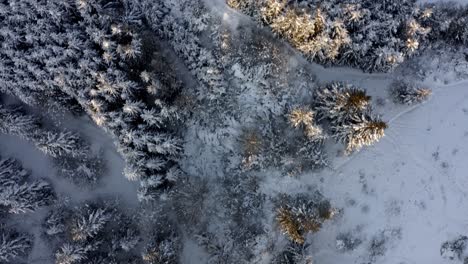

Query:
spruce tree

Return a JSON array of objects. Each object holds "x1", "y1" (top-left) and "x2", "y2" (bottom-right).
[
  {"x1": 390, "y1": 80, "x2": 432, "y2": 105},
  {"x1": 332, "y1": 113, "x2": 387, "y2": 154},
  {"x1": 314, "y1": 82, "x2": 371, "y2": 125},
  {"x1": 71, "y1": 207, "x2": 111, "y2": 241},
  {"x1": 0, "y1": 180, "x2": 55, "y2": 214},
  {"x1": 0, "y1": 229, "x2": 32, "y2": 262},
  {"x1": 0, "y1": 157, "x2": 28, "y2": 187},
  {"x1": 276, "y1": 193, "x2": 337, "y2": 245},
  {"x1": 55, "y1": 243, "x2": 93, "y2": 264},
  {"x1": 0, "y1": 155, "x2": 55, "y2": 214}
]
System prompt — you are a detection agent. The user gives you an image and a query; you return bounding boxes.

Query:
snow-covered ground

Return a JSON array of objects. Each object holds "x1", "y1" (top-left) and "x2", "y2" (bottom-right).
[{"x1": 289, "y1": 73, "x2": 468, "y2": 263}]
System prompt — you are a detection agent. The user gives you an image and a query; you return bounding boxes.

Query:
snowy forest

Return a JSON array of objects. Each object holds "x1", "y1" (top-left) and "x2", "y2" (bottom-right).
[{"x1": 1, "y1": 0, "x2": 468, "y2": 263}]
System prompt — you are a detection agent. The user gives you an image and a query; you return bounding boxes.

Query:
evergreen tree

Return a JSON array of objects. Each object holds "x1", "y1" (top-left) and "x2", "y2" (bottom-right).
[
  {"x1": 332, "y1": 112, "x2": 387, "y2": 154},
  {"x1": 390, "y1": 80, "x2": 432, "y2": 105},
  {"x1": 274, "y1": 243, "x2": 313, "y2": 264},
  {"x1": 44, "y1": 208, "x2": 69, "y2": 236},
  {"x1": 141, "y1": 0, "x2": 227, "y2": 100},
  {"x1": 0, "y1": 180, "x2": 55, "y2": 214},
  {"x1": 276, "y1": 193, "x2": 337, "y2": 244},
  {"x1": 0, "y1": 0, "x2": 95, "y2": 112},
  {"x1": 314, "y1": 82, "x2": 371, "y2": 124},
  {"x1": 36, "y1": 131, "x2": 87, "y2": 158},
  {"x1": 71, "y1": 207, "x2": 111, "y2": 241},
  {"x1": 0, "y1": 155, "x2": 55, "y2": 214},
  {"x1": 55, "y1": 243, "x2": 93, "y2": 264},
  {"x1": 0, "y1": 105, "x2": 87, "y2": 158},
  {"x1": 142, "y1": 234, "x2": 180, "y2": 264},
  {"x1": 0, "y1": 157, "x2": 28, "y2": 187},
  {"x1": 0, "y1": 229, "x2": 32, "y2": 262},
  {"x1": 0, "y1": 105, "x2": 39, "y2": 139}
]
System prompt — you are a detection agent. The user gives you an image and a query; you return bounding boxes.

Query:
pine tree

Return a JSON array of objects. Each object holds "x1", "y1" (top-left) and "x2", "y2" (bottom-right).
[
  {"x1": 0, "y1": 157, "x2": 28, "y2": 187},
  {"x1": 0, "y1": 155, "x2": 55, "y2": 214},
  {"x1": 0, "y1": 229, "x2": 32, "y2": 262},
  {"x1": 332, "y1": 113, "x2": 387, "y2": 154},
  {"x1": 277, "y1": 208, "x2": 305, "y2": 244},
  {"x1": 44, "y1": 208, "x2": 68, "y2": 236},
  {"x1": 0, "y1": 105, "x2": 88, "y2": 159},
  {"x1": 0, "y1": 0, "x2": 95, "y2": 112},
  {"x1": 141, "y1": 0, "x2": 227, "y2": 100},
  {"x1": 314, "y1": 82, "x2": 371, "y2": 124},
  {"x1": 276, "y1": 193, "x2": 337, "y2": 244},
  {"x1": 142, "y1": 235, "x2": 180, "y2": 264},
  {"x1": 55, "y1": 243, "x2": 93, "y2": 264},
  {"x1": 275, "y1": 243, "x2": 313, "y2": 264},
  {"x1": 113, "y1": 227, "x2": 140, "y2": 252},
  {"x1": 288, "y1": 106, "x2": 325, "y2": 142},
  {"x1": 71, "y1": 207, "x2": 111, "y2": 241},
  {"x1": 447, "y1": 14, "x2": 468, "y2": 46},
  {"x1": 36, "y1": 131, "x2": 87, "y2": 158},
  {"x1": 288, "y1": 107, "x2": 315, "y2": 129},
  {"x1": 391, "y1": 80, "x2": 432, "y2": 105},
  {"x1": 0, "y1": 105, "x2": 39, "y2": 139},
  {"x1": 0, "y1": 180, "x2": 55, "y2": 214}
]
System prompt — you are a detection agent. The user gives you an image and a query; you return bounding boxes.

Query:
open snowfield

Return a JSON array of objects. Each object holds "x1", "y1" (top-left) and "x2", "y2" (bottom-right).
[{"x1": 305, "y1": 74, "x2": 468, "y2": 263}]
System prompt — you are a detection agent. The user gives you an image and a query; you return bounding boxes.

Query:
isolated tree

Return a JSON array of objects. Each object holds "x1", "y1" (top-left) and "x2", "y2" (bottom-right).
[
  {"x1": 0, "y1": 229, "x2": 32, "y2": 262},
  {"x1": 391, "y1": 81, "x2": 432, "y2": 105}
]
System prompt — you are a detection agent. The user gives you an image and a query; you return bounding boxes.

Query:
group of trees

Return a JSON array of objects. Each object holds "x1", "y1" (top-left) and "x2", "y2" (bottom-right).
[
  {"x1": 314, "y1": 82, "x2": 387, "y2": 154},
  {"x1": 0, "y1": 103, "x2": 102, "y2": 186},
  {"x1": 228, "y1": 0, "x2": 468, "y2": 72},
  {"x1": 141, "y1": 0, "x2": 227, "y2": 101},
  {"x1": 276, "y1": 192, "x2": 337, "y2": 245},
  {"x1": 43, "y1": 201, "x2": 183, "y2": 264},
  {"x1": 0, "y1": 105, "x2": 85, "y2": 158},
  {"x1": 44, "y1": 201, "x2": 153, "y2": 264},
  {"x1": 0, "y1": 154, "x2": 54, "y2": 263},
  {"x1": 0, "y1": 0, "x2": 187, "y2": 199},
  {"x1": 0, "y1": 155, "x2": 55, "y2": 214}
]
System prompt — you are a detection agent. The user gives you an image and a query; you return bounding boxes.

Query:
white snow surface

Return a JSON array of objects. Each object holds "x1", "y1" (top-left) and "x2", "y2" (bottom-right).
[{"x1": 260, "y1": 65, "x2": 468, "y2": 263}]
